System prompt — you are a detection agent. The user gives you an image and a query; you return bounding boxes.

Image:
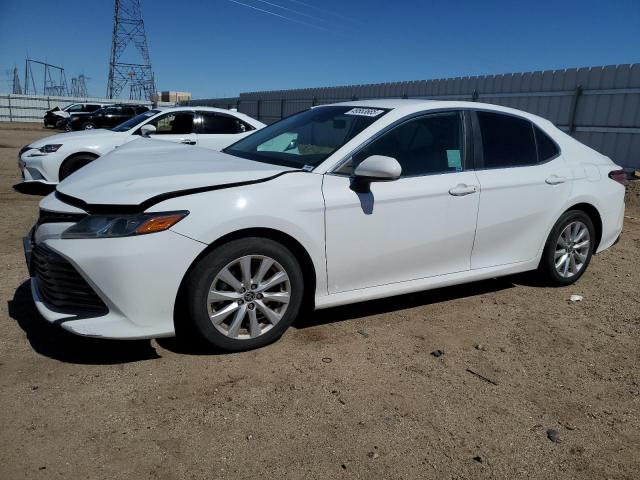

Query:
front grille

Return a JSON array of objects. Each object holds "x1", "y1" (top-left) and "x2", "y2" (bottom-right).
[
  {"x1": 37, "y1": 209, "x2": 87, "y2": 227},
  {"x1": 32, "y1": 244, "x2": 108, "y2": 316}
]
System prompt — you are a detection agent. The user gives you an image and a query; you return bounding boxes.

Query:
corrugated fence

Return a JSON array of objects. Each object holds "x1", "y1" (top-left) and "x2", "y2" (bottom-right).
[
  {"x1": 182, "y1": 64, "x2": 640, "y2": 170},
  {"x1": 0, "y1": 94, "x2": 175, "y2": 123}
]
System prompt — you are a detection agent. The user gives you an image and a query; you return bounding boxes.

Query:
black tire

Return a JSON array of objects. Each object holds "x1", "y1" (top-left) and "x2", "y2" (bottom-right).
[
  {"x1": 82, "y1": 122, "x2": 96, "y2": 130},
  {"x1": 183, "y1": 237, "x2": 304, "y2": 352},
  {"x1": 538, "y1": 210, "x2": 595, "y2": 286},
  {"x1": 59, "y1": 154, "x2": 98, "y2": 181}
]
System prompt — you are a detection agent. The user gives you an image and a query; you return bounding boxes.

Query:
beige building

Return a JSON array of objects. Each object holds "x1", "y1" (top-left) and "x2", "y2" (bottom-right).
[{"x1": 152, "y1": 91, "x2": 192, "y2": 103}]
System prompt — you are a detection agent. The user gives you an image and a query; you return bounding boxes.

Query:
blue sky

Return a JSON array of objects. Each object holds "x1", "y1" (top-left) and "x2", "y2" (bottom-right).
[{"x1": 1, "y1": 0, "x2": 639, "y2": 99}]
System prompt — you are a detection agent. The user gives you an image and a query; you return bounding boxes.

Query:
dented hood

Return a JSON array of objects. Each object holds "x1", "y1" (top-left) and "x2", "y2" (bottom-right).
[{"x1": 56, "y1": 139, "x2": 294, "y2": 208}]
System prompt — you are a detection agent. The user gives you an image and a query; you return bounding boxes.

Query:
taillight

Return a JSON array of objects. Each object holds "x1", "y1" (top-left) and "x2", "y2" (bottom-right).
[{"x1": 608, "y1": 169, "x2": 626, "y2": 185}]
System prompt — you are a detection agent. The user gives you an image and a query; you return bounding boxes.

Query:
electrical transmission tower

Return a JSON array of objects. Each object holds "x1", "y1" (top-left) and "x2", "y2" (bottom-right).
[
  {"x1": 106, "y1": 0, "x2": 156, "y2": 100},
  {"x1": 24, "y1": 58, "x2": 69, "y2": 96},
  {"x1": 12, "y1": 67, "x2": 22, "y2": 94},
  {"x1": 71, "y1": 75, "x2": 89, "y2": 97}
]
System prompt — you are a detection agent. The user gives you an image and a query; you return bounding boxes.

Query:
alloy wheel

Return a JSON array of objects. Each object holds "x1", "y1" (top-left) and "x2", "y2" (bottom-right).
[
  {"x1": 554, "y1": 221, "x2": 591, "y2": 278},
  {"x1": 206, "y1": 255, "x2": 291, "y2": 340}
]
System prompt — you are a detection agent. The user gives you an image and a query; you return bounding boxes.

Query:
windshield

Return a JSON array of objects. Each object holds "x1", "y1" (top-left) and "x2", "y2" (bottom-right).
[
  {"x1": 111, "y1": 109, "x2": 161, "y2": 132},
  {"x1": 224, "y1": 106, "x2": 389, "y2": 168}
]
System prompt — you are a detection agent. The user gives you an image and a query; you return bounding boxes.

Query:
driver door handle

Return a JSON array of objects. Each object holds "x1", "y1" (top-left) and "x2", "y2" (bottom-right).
[
  {"x1": 545, "y1": 175, "x2": 567, "y2": 185},
  {"x1": 449, "y1": 184, "x2": 478, "y2": 196},
  {"x1": 180, "y1": 139, "x2": 196, "y2": 145}
]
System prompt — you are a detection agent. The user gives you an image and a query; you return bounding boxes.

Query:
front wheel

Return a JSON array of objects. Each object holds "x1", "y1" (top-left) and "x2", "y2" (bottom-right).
[
  {"x1": 59, "y1": 153, "x2": 98, "y2": 180},
  {"x1": 82, "y1": 122, "x2": 96, "y2": 130},
  {"x1": 183, "y1": 238, "x2": 304, "y2": 351},
  {"x1": 538, "y1": 210, "x2": 595, "y2": 286}
]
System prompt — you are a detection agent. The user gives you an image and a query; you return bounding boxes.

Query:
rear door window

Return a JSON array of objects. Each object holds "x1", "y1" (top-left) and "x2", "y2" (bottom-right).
[
  {"x1": 477, "y1": 111, "x2": 537, "y2": 168},
  {"x1": 198, "y1": 112, "x2": 249, "y2": 134}
]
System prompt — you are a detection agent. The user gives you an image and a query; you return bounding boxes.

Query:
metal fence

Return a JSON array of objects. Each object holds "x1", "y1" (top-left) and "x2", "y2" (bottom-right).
[
  {"x1": 0, "y1": 93, "x2": 176, "y2": 123},
  {"x1": 183, "y1": 64, "x2": 640, "y2": 170}
]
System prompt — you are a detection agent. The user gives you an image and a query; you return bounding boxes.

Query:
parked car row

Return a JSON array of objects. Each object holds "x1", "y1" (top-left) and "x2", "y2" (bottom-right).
[
  {"x1": 44, "y1": 102, "x2": 151, "y2": 131},
  {"x1": 43, "y1": 102, "x2": 110, "y2": 128},
  {"x1": 21, "y1": 100, "x2": 625, "y2": 352}
]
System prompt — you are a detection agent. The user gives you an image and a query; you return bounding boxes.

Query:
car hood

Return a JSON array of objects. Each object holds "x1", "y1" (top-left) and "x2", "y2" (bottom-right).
[
  {"x1": 56, "y1": 139, "x2": 296, "y2": 208},
  {"x1": 28, "y1": 129, "x2": 120, "y2": 148}
]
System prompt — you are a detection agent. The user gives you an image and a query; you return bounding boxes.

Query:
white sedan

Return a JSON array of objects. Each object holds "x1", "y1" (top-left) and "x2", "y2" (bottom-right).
[
  {"x1": 18, "y1": 106, "x2": 265, "y2": 184},
  {"x1": 25, "y1": 99, "x2": 625, "y2": 351}
]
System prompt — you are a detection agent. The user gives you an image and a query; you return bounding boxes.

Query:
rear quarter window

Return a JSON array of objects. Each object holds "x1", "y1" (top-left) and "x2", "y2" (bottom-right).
[{"x1": 534, "y1": 125, "x2": 560, "y2": 162}]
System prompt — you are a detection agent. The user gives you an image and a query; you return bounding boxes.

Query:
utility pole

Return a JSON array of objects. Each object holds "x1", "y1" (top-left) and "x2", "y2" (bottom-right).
[{"x1": 106, "y1": 0, "x2": 156, "y2": 100}]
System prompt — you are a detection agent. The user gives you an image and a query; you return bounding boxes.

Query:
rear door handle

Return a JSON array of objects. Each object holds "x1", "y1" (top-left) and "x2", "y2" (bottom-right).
[
  {"x1": 180, "y1": 139, "x2": 196, "y2": 145},
  {"x1": 545, "y1": 175, "x2": 567, "y2": 185},
  {"x1": 448, "y1": 184, "x2": 478, "y2": 196}
]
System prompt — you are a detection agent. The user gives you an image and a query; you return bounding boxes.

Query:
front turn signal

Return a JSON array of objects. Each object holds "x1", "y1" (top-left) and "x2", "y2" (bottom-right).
[{"x1": 135, "y1": 213, "x2": 188, "y2": 234}]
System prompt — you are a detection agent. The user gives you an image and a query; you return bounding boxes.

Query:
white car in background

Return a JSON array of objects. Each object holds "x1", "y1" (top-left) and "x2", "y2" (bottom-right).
[
  {"x1": 25, "y1": 100, "x2": 625, "y2": 352},
  {"x1": 18, "y1": 106, "x2": 265, "y2": 184}
]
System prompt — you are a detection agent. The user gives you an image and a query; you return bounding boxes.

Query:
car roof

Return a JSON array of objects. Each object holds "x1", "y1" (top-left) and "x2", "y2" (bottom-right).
[
  {"x1": 321, "y1": 98, "x2": 553, "y2": 126},
  {"x1": 323, "y1": 98, "x2": 433, "y2": 109},
  {"x1": 155, "y1": 106, "x2": 236, "y2": 113},
  {"x1": 151, "y1": 106, "x2": 264, "y2": 126}
]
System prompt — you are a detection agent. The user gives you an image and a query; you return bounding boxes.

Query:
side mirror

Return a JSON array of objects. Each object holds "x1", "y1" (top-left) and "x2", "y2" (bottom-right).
[
  {"x1": 354, "y1": 155, "x2": 402, "y2": 180},
  {"x1": 141, "y1": 124, "x2": 156, "y2": 137},
  {"x1": 351, "y1": 155, "x2": 401, "y2": 193}
]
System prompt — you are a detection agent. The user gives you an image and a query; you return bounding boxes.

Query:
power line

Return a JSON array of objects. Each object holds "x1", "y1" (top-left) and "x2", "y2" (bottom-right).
[
  {"x1": 283, "y1": 0, "x2": 363, "y2": 25},
  {"x1": 225, "y1": 0, "x2": 335, "y2": 33},
  {"x1": 252, "y1": 0, "x2": 330, "y2": 23}
]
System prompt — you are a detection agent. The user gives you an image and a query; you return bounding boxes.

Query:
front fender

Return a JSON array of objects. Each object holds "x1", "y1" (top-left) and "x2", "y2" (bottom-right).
[{"x1": 156, "y1": 172, "x2": 328, "y2": 296}]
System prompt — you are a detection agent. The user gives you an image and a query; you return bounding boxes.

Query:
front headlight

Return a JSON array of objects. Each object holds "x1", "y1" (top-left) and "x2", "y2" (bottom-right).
[
  {"x1": 61, "y1": 211, "x2": 189, "y2": 239},
  {"x1": 39, "y1": 144, "x2": 63, "y2": 153}
]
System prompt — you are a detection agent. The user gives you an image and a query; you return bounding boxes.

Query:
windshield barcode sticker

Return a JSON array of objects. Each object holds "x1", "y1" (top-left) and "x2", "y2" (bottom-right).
[{"x1": 344, "y1": 108, "x2": 385, "y2": 117}]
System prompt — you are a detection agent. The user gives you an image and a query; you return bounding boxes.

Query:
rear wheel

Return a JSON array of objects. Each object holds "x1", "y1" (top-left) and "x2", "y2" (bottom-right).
[
  {"x1": 183, "y1": 237, "x2": 304, "y2": 351},
  {"x1": 538, "y1": 210, "x2": 595, "y2": 286},
  {"x1": 58, "y1": 153, "x2": 98, "y2": 181},
  {"x1": 82, "y1": 122, "x2": 96, "y2": 130}
]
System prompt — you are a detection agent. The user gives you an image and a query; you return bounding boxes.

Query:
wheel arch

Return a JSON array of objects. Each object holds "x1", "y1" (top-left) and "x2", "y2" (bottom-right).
[
  {"x1": 59, "y1": 151, "x2": 100, "y2": 179},
  {"x1": 562, "y1": 202, "x2": 603, "y2": 252},
  {"x1": 173, "y1": 227, "x2": 317, "y2": 335}
]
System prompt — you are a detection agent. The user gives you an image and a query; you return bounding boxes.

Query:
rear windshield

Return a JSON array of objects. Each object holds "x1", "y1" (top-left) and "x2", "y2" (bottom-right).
[{"x1": 224, "y1": 106, "x2": 389, "y2": 169}]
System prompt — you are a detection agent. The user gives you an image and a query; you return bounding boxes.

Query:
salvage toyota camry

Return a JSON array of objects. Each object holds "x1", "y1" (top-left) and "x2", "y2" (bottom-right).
[{"x1": 25, "y1": 99, "x2": 625, "y2": 351}]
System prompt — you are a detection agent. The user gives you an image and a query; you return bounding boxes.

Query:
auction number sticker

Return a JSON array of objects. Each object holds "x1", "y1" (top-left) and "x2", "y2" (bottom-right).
[{"x1": 344, "y1": 108, "x2": 385, "y2": 117}]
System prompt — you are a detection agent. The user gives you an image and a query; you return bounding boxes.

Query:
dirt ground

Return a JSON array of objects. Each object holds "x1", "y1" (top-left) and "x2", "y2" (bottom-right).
[{"x1": 0, "y1": 121, "x2": 638, "y2": 480}]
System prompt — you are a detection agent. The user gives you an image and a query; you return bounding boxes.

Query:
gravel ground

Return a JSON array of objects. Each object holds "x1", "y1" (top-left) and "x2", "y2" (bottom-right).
[{"x1": 1, "y1": 122, "x2": 639, "y2": 479}]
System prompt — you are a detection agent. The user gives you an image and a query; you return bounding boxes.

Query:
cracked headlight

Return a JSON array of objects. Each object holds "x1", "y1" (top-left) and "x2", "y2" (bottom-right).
[{"x1": 61, "y1": 211, "x2": 189, "y2": 239}]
